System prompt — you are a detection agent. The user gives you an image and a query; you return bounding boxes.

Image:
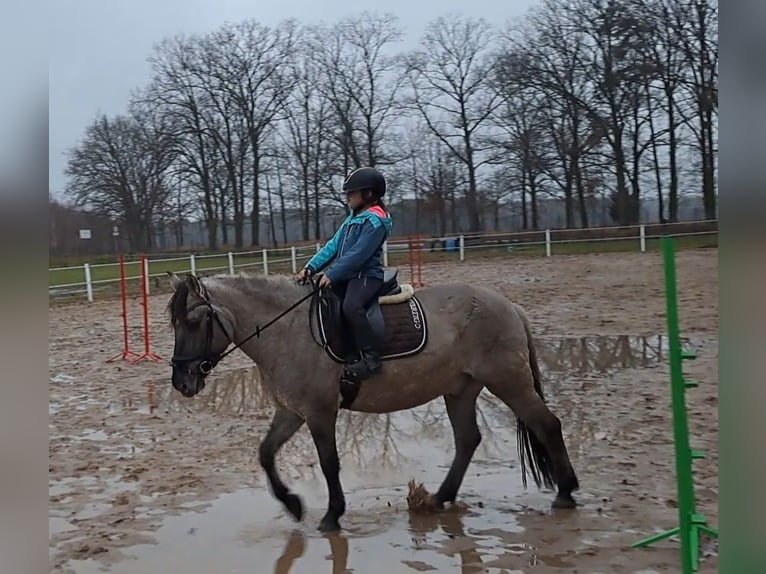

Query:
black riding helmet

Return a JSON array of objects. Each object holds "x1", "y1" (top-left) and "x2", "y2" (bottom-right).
[{"x1": 343, "y1": 167, "x2": 386, "y2": 198}]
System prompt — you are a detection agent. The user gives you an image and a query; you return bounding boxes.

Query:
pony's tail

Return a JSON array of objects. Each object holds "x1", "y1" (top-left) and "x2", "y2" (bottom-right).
[{"x1": 515, "y1": 305, "x2": 556, "y2": 491}]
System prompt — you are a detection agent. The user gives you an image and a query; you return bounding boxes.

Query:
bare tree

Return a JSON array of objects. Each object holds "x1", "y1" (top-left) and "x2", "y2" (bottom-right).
[
  {"x1": 491, "y1": 77, "x2": 552, "y2": 229},
  {"x1": 203, "y1": 19, "x2": 299, "y2": 245},
  {"x1": 670, "y1": 0, "x2": 718, "y2": 219},
  {"x1": 64, "y1": 105, "x2": 175, "y2": 251},
  {"x1": 574, "y1": 0, "x2": 659, "y2": 225},
  {"x1": 189, "y1": 36, "x2": 255, "y2": 247},
  {"x1": 498, "y1": 7, "x2": 605, "y2": 228},
  {"x1": 147, "y1": 35, "x2": 222, "y2": 249},
  {"x1": 411, "y1": 126, "x2": 465, "y2": 235},
  {"x1": 309, "y1": 13, "x2": 406, "y2": 171},
  {"x1": 405, "y1": 15, "x2": 504, "y2": 232},
  {"x1": 280, "y1": 41, "x2": 336, "y2": 240},
  {"x1": 639, "y1": 0, "x2": 689, "y2": 222}
]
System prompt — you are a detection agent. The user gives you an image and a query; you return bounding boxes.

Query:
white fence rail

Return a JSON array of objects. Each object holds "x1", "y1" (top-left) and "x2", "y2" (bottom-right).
[{"x1": 49, "y1": 220, "x2": 718, "y2": 303}]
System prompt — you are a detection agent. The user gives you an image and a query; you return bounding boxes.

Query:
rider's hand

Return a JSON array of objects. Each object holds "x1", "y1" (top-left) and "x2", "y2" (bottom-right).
[
  {"x1": 318, "y1": 274, "x2": 332, "y2": 289},
  {"x1": 296, "y1": 267, "x2": 312, "y2": 284}
]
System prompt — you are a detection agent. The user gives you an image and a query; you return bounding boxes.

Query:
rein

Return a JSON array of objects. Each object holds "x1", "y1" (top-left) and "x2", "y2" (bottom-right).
[{"x1": 171, "y1": 278, "x2": 321, "y2": 376}]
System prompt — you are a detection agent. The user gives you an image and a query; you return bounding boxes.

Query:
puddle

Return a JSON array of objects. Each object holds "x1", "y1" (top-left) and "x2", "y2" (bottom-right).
[
  {"x1": 535, "y1": 334, "x2": 686, "y2": 392},
  {"x1": 79, "y1": 429, "x2": 109, "y2": 441},
  {"x1": 50, "y1": 517, "x2": 79, "y2": 536},
  {"x1": 102, "y1": 366, "x2": 266, "y2": 417},
  {"x1": 64, "y1": 477, "x2": 549, "y2": 574},
  {"x1": 51, "y1": 373, "x2": 76, "y2": 384}
]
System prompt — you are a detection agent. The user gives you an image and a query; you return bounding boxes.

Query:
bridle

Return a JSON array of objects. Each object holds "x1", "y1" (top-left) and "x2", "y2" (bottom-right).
[
  {"x1": 170, "y1": 299, "x2": 233, "y2": 377},
  {"x1": 170, "y1": 279, "x2": 321, "y2": 378}
]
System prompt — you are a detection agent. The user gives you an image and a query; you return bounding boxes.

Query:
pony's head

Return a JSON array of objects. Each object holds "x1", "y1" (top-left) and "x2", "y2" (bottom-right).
[{"x1": 166, "y1": 272, "x2": 234, "y2": 397}]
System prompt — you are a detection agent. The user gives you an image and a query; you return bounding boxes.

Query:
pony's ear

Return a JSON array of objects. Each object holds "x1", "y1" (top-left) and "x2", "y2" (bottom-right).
[
  {"x1": 167, "y1": 272, "x2": 184, "y2": 291},
  {"x1": 187, "y1": 274, "x2": 209, "y2": 299}
]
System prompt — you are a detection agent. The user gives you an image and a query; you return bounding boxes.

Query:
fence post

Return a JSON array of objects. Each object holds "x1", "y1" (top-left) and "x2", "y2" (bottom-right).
[
  {"x1": 84, "y1": 264, "x2": 94, "y2": 303},
  {"x1": 383, "y1": 241, "x2": 389, "y2": 267},
  {"x1": 545, "y1": 229, "x2": 552, "y2": 257},
  {"x1": 262, "y1": 249, "x2": 269, "y2": 275},
  {"x1": 228, "y1": 252, "x2": 235, "y2": 274},
  {"x1": 640, "y1": 224, "x2": 647, "y2": 253},
  {"x1": 143, "y1": 257, "x2": 150, "y2": 295},
  {"x1": 459, "y1": 235, "x2": 465, "y2": 262},
  {"x1": 190, "y1": 254, "x2": 197, "y2": 276},
  {"x1": 290, "y1": 246, "x2": 297, "y2": 274}
]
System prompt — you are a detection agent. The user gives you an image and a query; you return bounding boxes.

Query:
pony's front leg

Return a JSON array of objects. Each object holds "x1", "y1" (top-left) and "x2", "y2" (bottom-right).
[
  {"x1": 259, "y1": 407, "x2": 306, "y2": 521},
  {"x1": 306, "y1": 415, "x2": 346, "y2": 532}
]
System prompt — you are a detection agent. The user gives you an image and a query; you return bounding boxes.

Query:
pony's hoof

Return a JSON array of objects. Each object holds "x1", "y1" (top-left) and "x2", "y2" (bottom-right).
[
  {"x1": 317, "y1": 516, "x2": 341, "y2": 532},
  {"x1": 552, "y1": 493, "x2": 577, "y2": 509},
  {"x1": 284, "y1": 493, "x2": 304, "y2": 521},
  {"x1": 428, "y1": 495, "x2": 446, "y2": 511}
]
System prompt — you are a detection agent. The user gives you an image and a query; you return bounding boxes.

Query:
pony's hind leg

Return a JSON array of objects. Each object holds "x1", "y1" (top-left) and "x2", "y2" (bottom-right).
[
  {"x1": 485, "y1": 379, "x2": 579, "y2": 509},
  {"x1": 433, "y1": 381, "x2": 484, "y2": 507},
  {"x1": 259, "y1": 407, "x2": 306, "y2": 520}
]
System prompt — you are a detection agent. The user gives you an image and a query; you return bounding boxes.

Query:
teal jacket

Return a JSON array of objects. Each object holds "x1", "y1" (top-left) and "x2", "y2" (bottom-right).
[{"x1": 306, "y1": 206, "x2": 392, "y2": 282}]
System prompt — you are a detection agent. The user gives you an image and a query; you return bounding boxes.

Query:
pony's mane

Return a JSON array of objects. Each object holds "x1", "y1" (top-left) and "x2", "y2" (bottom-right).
[
  {"x1": 211, "y1": 272, "x2": 299, "y2": 293},
  {"x1": 167, "y1": 272, "x2": 304, "y2": 323}
]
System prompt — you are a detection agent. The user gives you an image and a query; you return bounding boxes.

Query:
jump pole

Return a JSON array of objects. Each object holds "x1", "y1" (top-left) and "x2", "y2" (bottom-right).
[
  {"x1": 631, "y1": 237, "x2": 718, "y2": 573},
  {"x1": 408, "y1": 235, "x2": 424, "y2": 288},
  {"x1": 107, "y1": 255, "x2": 139, "y2": 363},
  {"x1": 131, "y1": 256, "x2": 163, "y2": 365}
]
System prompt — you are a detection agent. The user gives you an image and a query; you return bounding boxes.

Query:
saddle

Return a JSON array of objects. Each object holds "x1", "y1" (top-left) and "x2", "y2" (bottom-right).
[{"x1": 314, "y1": 268, "x2": 428, "y2": 364}]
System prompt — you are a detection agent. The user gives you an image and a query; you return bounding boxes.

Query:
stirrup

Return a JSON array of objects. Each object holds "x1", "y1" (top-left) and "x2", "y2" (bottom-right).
[{"x1": 339, "y1": 370, "x2": 361, "y2": 409}]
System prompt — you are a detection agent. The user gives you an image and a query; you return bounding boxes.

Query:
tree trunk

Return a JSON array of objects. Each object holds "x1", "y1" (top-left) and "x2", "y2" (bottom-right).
[
  {"x1": 630, "y1": 105, "x2": 642, "y2": 224},
  {"x1": 529, "y1": 174, "x2": 539, "y2": 229},
  {"x1": 667, "y1": 94, "x2": 679, "y2": 222},
  {"x1": 250, "y1": 154, "x2": 261, "y2": 246},
  {"x1": 220, "y1": 198, "x2": 229, "y2": 246},
  {"x1": 702, "y1": 106, "x2": 716, "y2": 219},
  {"x1": 613, "y1": 134, "x2": 633, "y2": 225},
  {"x1": 439, "y1": 195, "x2": 447, "y2": 237},
  {"x1": 465, "y1": 158, "x2": 480, "y2": 232},
  {"x1": 265, "y1": 175, "x2": 277, "y2": 247},
  {"x1": 235, "y1": 147, "x2": 246, "y2": 248},
  {"x1": 449, "y1": 187, "x2": 458, "y2": 233},
  {"x1": 574, "y1": 160, "x2": 589, "y2": 228},
  {"x1": 277, "y1": 166, "x2": 288, "y2": 245},
  {"x1": 646, "y1": 83, "x2": 665, "y2": 223},
  {"x1": 564, "y1": 179, "x2": 574, "y2": 228},
  {"x1": 302, "y1": 166, "x2": 310, "y2": 241},
  {"x1": 201, "y1": 185, "x2": 217, "y2": 251},
  {"x1": 520, "y1": 170, "x2": 528, "y2": 230}
]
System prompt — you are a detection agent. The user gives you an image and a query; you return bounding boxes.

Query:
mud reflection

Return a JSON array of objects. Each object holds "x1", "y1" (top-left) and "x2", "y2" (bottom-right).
[
  {"x1": 273, "y1": 532, "x2": 350, "y2": 574},
  {"x1": 133, "y1": 335, "x2": 670, "y2": 415},
  {"x1": 113, "y1": 335, "x2": 675, "y2": 469},
  {"x1": 115, "y1": 366, "x2": 269, "y2": 416},
  {"x1": 408, "y1": 510, "x2": 486, "y2": 573},
  {"x1": 268, "y1": 507, "x2": 557, "y2": 574},
  {"x1": 536, "y1": 334, "x2": 677, "y2": 392}
]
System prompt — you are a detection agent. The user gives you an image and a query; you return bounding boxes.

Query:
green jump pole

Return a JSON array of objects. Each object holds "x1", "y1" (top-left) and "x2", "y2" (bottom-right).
[{"x1": 631, "y1": 237, "x2": 717, "y2": 574}]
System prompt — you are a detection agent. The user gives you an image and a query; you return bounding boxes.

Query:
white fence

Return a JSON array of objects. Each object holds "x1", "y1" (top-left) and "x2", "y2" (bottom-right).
[{"x1": 49, "y1": 220, "x2": 718, "y2": 303}]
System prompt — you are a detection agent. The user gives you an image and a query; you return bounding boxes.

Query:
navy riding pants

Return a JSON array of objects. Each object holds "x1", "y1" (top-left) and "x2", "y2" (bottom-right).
[{"x1": 333, "y1": 276, "x2": 383, "y2": 350}]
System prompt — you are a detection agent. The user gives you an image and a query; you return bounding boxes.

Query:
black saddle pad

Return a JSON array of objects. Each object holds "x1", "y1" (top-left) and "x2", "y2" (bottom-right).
[{"x1": 315, "y1": 292, "x2": 428, "y2": 364}]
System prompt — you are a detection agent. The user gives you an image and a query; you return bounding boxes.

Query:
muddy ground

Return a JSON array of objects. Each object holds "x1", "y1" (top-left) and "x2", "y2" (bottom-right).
[{"x1": 49, "y1": 249, "x2": 719, "y2": 573}]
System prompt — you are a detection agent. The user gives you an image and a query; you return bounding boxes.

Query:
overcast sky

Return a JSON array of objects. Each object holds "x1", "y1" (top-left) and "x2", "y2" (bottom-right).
[{"x1": 48, "y1": 0, "x2": 537, "y2": 196}]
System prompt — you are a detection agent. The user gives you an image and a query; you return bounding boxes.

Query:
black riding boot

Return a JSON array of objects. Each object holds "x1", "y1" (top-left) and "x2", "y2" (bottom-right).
[{"x1": 344, "y1": 315, "x2": 382, "y2": 381}]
